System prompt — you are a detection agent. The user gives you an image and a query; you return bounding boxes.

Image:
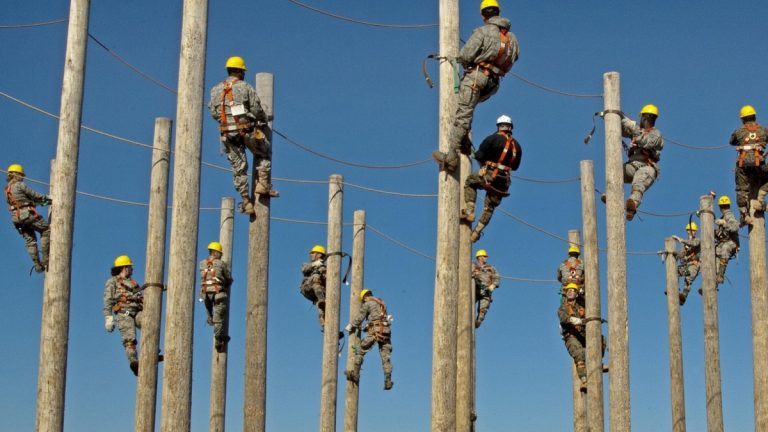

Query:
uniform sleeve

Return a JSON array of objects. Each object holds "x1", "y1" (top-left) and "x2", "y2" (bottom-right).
[
  {"x1": 725, "y1": 211, "x2": 739, "y2": 233},
  {"x1": 222, "y1": 261, "x2": 233, "y2": 285},
  {"x1": 556, "y1": 263, "x2": 564, "y2": 283},
  {"x1": 511, "y1": 139, "x2": 522, "y2": 170},
  {"x1": 208, "y1": 86, "x2": 221, "y2": 122},
  {"x1": 248, "y1": 86, "x2": 267, "y2": 123},
  {"x1": 351, "y1": 302, "x2": 369, "y2": 329},
  {"x1": 621, "y1": 117, "x2": 639, "y2": 139},
  {"x1": 636, "y1": 129, "x2": 663, "y2": 152},
  {"x1": 458, "y1": 27, "x2": 485, "y2": 66},
  {"x1": 20, "y1": 183, "x2": 49, "y2": 204},
  {"x1": 474, "y1": 134, "x2": 496, "y2": 163},
  {"x1": 300, "y1": 262, "x2": 313, "y2": 275},
  {"x1": 103, "y1": 279, "x2": 116, "y2": 317},
  {"x1": 491, "y1": 266, "x2": 501, "y2": 287},
  {"x1": 729, "y1": 129, "x2": 741, "y2": 146},
  {"x1": 557, "y1": 305, "x2": 570, "y2": 324}
]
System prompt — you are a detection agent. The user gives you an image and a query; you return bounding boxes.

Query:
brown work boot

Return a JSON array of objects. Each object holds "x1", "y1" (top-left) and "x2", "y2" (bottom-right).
[
  {"x1": 254, "y1": 180, "x2": 280, "y2": 198},
  {"x1": 625, "y1": 199, "x2": 637, "y2": 221},
  {"x1": 384, "y1": 374, "x2": 393, "y2": 390},
  {"x1": 32, "y1": 260, "x2": 45, "y2": 273},
  {"x1": 239, "y1": 197, "x2": 255, "y2": 215},
  {"x1": 432, "y1": 150, "x2": 458, "y2": 172},
  {"x1": 460, "y1": 203, "x2": 475, "y2": 223},
  {"x1": 215, "y1": 336, "x2": 231, "y2": 353},
  {"x1": 579, "y1": 377, "x2": 587, "y2": 393},
  {"x1": 470, "y1": 223, "x2": 485, "y2": 243},
  {"x1": 345, "y1": 369, "x2": 359, "y2": 383},
  {"x1": 130, "y1": 361, "x2": 139, "y2": 376},
  {"x1": 678, "y1": 292, "x2": 687, "y2": 306}
]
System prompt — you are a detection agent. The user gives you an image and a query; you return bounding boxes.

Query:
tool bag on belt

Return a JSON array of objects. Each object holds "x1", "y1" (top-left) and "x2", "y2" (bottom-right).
[{"x1": 737, "y1": 123, "x2": 766, "y2": 168}]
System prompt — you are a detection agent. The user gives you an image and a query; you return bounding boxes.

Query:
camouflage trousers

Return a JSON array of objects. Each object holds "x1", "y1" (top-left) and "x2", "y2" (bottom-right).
[
  {"x1": 623, "y1": 161, "x2": 657, "y2": 206},
  {"x1": 221, "y1": 133, "x2": 272, "y2": 198},
  {"x1": 116, "y1": 310, "x2": 143, "y2": 363},
  {"x1": 449, "y1": 69, "x2": 500, "y2": 152},
  {"x1": 677, "y1": 261, "x2": 700, "y2": 287},
  {"x1": 716, "y1": 241, "x2": 737, "y2": 283},
  {"x1": 203, "y1": 292, "x2": 229, "y2": 342},
  {"x1": 11, "y1": 210, "x2": 50, "y2": 266},
  {"x1": 351, "y1": 329, "x2": 392, "y2": 377},
  {"x1": 735, "y1": 165, "x2": 768, "y2": 208},
  {"x1": 475, "y1": 288, "x2": 493, "y2": 315},
  {"x1": 464, "y1": 168, "x2": 509, "y2": 225},
  {"x1": 563, "y1": 334, "x2": 586, "y2": 379}
]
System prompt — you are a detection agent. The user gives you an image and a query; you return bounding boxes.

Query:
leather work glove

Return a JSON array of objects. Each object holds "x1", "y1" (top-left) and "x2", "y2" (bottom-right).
[
  {"x1": 105, "y1": 316, "x2": 115, "y2": 332},
  {"x1": 568, "y1": 317, "x2": 583, "y2": 326},
  {"x1": 344, "y1": 323, "x2": 354, "y2": 334},
  {"x1": 715, "y1": 219, "x2": 726, "y2": 226}
]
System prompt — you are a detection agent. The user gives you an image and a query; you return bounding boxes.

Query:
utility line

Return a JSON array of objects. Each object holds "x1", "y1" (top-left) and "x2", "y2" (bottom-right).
[
  {"x1": 284, "y1": 0, "x2": 438, "y2": 29},
  {"x1": 507, "y1": 71, "x2": 602, "y2": 99},
  {"x1": 0, "y1": 18, "x2": 67, "y2": 28},
  {"x1": 664, "y1": 136, "x2": 729, "y2": 151}
]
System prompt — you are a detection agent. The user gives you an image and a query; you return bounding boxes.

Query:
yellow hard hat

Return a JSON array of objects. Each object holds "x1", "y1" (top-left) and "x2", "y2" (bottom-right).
[
  {"x1": 225, "y1": 56, "x2": 247, "y2": 71},
  {"x1": 7, "y1": 163, "x2": 24, "y2": 175},
  {"x1": 639, "y1": 104, "x2": 659, "y2": 117},
  {"x1": 480, "y1": 0, "x2": 500, "y2": 12},
  {"x1": 563, "y1": 282, "x2": 579, "y2": 291},
  {"x1": 360, "y1": 289, "x2": 371, "y2": 301},
  {"x1": 113, "y1": 255, "x2": 133, "y2": 268},
  {"x1": 309, "y1": 245, "x2": 326, "y2": 254},
  {"x1": 740, "y1": 105, "x2": 757, "y2": 119},
  {"x1": 207, "y1": 241, "x2": 223, "y2": 253},
  {"x1": 718, "y1": 196, "x2": 731, "y2": 206},
  {"x1": 568, "y1": 245, "x2": 580, "y2": 254},
  {"x1": 685, "y1": 222, "x2": 698, "y2": 232},
  {"x1": 475, "y1": 249, "x2": 488, "y2": 258}
]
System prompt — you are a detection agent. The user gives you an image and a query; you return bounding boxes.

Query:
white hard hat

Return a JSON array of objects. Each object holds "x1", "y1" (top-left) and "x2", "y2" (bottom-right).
[{"x1": 496, "y1": 114, "x2": 513, "y2": 127}]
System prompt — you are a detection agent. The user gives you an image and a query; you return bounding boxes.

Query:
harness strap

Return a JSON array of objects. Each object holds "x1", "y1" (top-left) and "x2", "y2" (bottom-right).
[
  {"x1": 200, "y1": 258, "x2": 222, "y2": 295},
  {"x1": 477, "y1": 29, "x2": 512, "y2": 77},
  {"x1": 738, "y1": 123, "x2": 764, "y2": 167}
]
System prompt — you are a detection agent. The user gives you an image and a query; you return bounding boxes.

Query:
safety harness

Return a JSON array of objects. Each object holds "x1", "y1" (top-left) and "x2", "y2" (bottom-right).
[
  {"x1": 365, "y1": 297, "x2": 390, "y2": 342},
  {"x1": 5, "y1": 180, "x2": 40, "y2": 223},
  {"x1": 681, "y1": 241, "x2": 700, "y2": 265},
  {"x1": 200, "y1": 258, "x2": 225, "y2": 297},
  {"x1": 481, "y1": 132, "x2": 517, "y2": 197},
  {"x1": 563, "y1": 301, "x2": 586, "y2": 337},
  {"x1": 218, "y1": 78, "x2": 254, "y2": 136},
  {"x1": 737, "y1": 122, "x2": 765, "y2": 168},
  {"x1": 562, "y1": 258, "x2": 584, "y2": 285},
  {"x1": 477, "y1": 28, "x2": 514, "y2": 78},
  {"x1": 112, "y1": 276, "x2": 142, "y2": 314},
  {"x1": 627, "y1": 128, "x2": 661, "y2": 176}
]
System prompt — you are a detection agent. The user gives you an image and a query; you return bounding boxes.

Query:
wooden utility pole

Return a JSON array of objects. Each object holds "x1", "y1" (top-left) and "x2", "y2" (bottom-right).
[
  {"x1": 243, "y1": 72, "x2": 274, "y2": 432},
  {"x1": 433, "y1": 0, "x2": 459, "y2": 430},
  {"x1": 568, "y1": 230, "x2": 586, "y2": 432},
  {"x1": 456, "y1": 150, "x2": 473, "y2": 432},
  {"x1": 749, "y1": 198, "x2": 768, "y2": 430},
  {"x1": 320, "y1": 174, "x2": 344, "y2": 432},
  {"x1": 160, "y1": 0, "x2": 208, "y2": 429},
  {"x1": 580, "y1": 160, "x2": 604, "y2": 431},
  {"x1": 699, "y1": 195, "x2": 723, "y2": 431},
  {"x1": 209, "y1": 197, "x2": 235, "y2": 432},
  {"x1": 135, "y1": 117, "x2": 172, "y2": 432},
  {"x1": 664, "y1": 237, "x2": 686, "y2": 432},
  {"x1": 35, "y1": 1, "x2": 89, "y2": 430},
  {"x1": 602, "y1": 71, "x2": 631, "y2": 430},
  {"x1": 344, "y1": 210, "x2": 366, "y2": 432}
]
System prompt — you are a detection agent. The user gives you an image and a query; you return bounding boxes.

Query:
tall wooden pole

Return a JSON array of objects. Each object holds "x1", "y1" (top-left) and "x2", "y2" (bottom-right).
[
  {"x1": 135, "y1": 117, "x2": 172, "y2": 432},
  {"x1": 664, "y1": 237, "x2": 686, "y2": 432},
  {"x1": 160, "y1": 0, "x2": 208, "y2": 429},
  {"x1": 209, "y1": 197, "x2": 235, "y2": 432},
  {"x1": 580, "y1": 160, "x2": 604, "y2": 431},
  {"x1": 603, "y1": 71, "x2": 631, "y2": 430},
  {"x1": 568, "y1": 230, "x2": 586, "y2": 432},
  {"x1": 243, "y1": 72, "x2": 273, "y2": 432},
  {"x1": 343, "y1": 210, "x2": 365, "y2": 432},
  {"x1": 699, "y1": 195, "x2": 723, "y2": 431},
  {"x1": 35, "y1": 1, "x2": 89, "y2": 430},
  {"x1": 319, "y1": 174, "x2": 344, "y2": 432},
  {"x1": 432, "y1": 0, "x2": 459, "y2": 430},
  {"x1": 456, "y1": 150, "x2": 473, "y2": 432},
  {"x1": 749, "y1": 198, "x2": 768, "y2": 430}
]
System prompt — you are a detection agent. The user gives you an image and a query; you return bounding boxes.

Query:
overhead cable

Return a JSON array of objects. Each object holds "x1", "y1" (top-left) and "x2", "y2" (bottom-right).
[
  {"x1": 0, "y1": 18, "x2": 67, "y2": 28},
  {"x1": 507, "y1": 71, "x2": 603, "y2": 99},
  {"x1": 285, "y1": 0, "x2": 438, "y2": 29}
]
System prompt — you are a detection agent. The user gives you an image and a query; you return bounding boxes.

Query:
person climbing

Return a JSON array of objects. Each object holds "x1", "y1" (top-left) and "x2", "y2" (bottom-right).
[
  {"x1": 208, "y1": 55, "x2": 278, "y2": 216},
  {"x1": 4, "y1": 163, "x2": 51, "y2": 273},
  {"x1": 344, "y1": 289, "x2": 394, "y2": 390},
  {"x1": 199, "y1": 241, "x2": 233, "y2": 352},
  {"x1": 673, "y1": 223, "x2": 700, "y2": 305},
  {"x1": 299, "y1": 245, "x2": 327, "y2": 329},
  {"x1": 472, "y1": 249, "x2": 500, "y2": 328},
  {"x1": 103, "y1": 255, "x2": 162, "y2": 376},
  {"x1": 714, "y1": 195, "x2": 739, "y2": 285},
  {"x1": 432, "y1": 0, "x2": 519, "y2": 172},
  {"x1": 729, "y1": 105, "x2": 768, "y2": 225},
  {"x1": 460, "y1": 115, "x2": 522, "y2": 242},
  {"x1": 619, "y1": 104, "x2": 664, "y2": 221},
  {"x1": 557, "y1": 245, "x2": 585, "y2": 297},
  {"x1": 558, "y1": 283, "x2": 588, "y2": 392}
]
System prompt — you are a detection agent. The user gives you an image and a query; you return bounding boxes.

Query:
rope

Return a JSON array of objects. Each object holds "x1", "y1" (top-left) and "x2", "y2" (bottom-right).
[
  {"x1": 285, "y1": 0, "x2": 438, "y2": 29},
  {"x1": 665, "y1": 136, "x2": 729, "y2": 151},
  {"x1": 507, "y1": 71, "x2": 603, "y2": 99},
  {"x1": 0, "y1": 18, "x2": 67, "y2": 28},
  {"x1": 345, "y1": 182, "x2": 436, "y2": 198},
  {"x1": 88, "y1": 34, "x2": 178, "y2": 94}
]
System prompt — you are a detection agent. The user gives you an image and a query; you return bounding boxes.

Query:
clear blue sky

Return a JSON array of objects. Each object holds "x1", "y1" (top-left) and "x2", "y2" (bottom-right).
[{"x1": 1, "y1": 0, "x2": 766, "y2": 430}]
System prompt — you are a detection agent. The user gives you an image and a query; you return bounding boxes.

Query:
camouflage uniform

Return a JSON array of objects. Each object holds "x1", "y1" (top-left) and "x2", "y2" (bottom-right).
[
  {"x1": 104, "y1": 275, "x2": 143, "y2": 365},
  {"x1": 677, "y1": 236, "x2": 700, "y2": 300},
  {"x1": 621, "y1": 117, "x2": 663, "y2": 209},
  {"x1": 557, "y1": 256, "x2": 584, "y2": 290},
  {"x1": 729, "y1": 121, "x2": 768, "y2": 212},
  {"x1": 715, "y1": 208, "x2": 739, "y2": 284},
  {"x1": 4, "y1": 177, "x2": 50, "y2": 270},
  {"x1": 299, "y1": 257, "x2": 327, "y2": 327},
  {"x1": 463, "y1": 130, "x2": 522, "y2": 242},
  {"x1": 199, "y1": 255, "x2": 233, "y2": 350},
  {"x1": 347, "y1": 295, "x2": 393, "y2": 389},
  {"x1": 472, "y1": 260, "x2": 500, "y2": 328},
  {"x1": 558, "y1": 299, "x2": 586, "y2": 382},
  {"x1": 208, "y1": 76, "x2": 274, "y2": 204}
]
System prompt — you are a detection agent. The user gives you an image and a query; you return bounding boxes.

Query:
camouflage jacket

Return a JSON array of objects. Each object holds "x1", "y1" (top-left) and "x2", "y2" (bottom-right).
[
  {"x1": 715, "y1": 208, "x2": 739, "y2": 245},
  {"x1": 729, "y1": 122, "x2": 768, "y2": 167},
  {"x1": 458, "y1": 16, "x2": 519, "y2": 74},
  {"x1": 558, "y1": 300, "x2": 586, "y2": 339},
  {"x1": 622, "y1": 117, "x2": 664, "y2": 162},
  {"x1": 5, "y1": 179, "x2": 49, "y2": 223},
  {"x1": 678, "y1": 237, "x2": 701, "y2": 264},
  {"x1": 199, "y1": 256, "x2": 233, "y2": 293},
  {"x1": 351, "y1": 296, "x2": 390, "y2": 335},
  {"x1": 557, "y1": 256, "x2": 584, "y2": 286},
  {"x1": 472, "y1": 262, "x2": 500, "y2": 292},
  {"x1": 103, "y1": 276, "x2": 143, "y2": 317},
  {"x1": 208, "y1": 76, "x2": 267, "y2": 134},
  {"x1": 300, "y1": 258, "x2": 326, "y2": 291}
]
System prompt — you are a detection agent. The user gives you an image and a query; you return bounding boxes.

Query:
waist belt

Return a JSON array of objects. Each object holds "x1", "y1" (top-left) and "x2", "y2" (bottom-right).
[
  {"x1": 484, "y1": 161, "x2": 511, "y2": 172},
  {"x1": 737, "y1": 145, "x2": 764, "y2": 151},
  {"x1": 476, "y1": 61, "x2": 505, "y2": 77}
]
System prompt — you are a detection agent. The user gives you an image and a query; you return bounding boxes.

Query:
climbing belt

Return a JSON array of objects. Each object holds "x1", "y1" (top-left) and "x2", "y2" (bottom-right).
[{"x1": 421, "y1": 53, "x2": 461, "y2": 93}]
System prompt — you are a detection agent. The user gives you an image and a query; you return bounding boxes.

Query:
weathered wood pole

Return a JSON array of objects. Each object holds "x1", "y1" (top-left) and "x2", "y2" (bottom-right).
[
  {"x1": 319, "y1": 174, "x2": 344, "y2": 432},
  {"x1": 135, "y1": 117, "x2": 172, "y2": 432},
  {"x1": 699, "y1": 195, "x2": 723, "y2": 431},
  {"x1": 603, "y1": 71, "x2": 631, "y2": 430},
  {"x1": 159, "y1": 0, "x2": 208, "y2": 429},
  {"x1": 663, "y1": 236, "x2": 686, "y2": 432},
  {"x1": 749, "y1": 198, "x2": 768, "y2": 430},
  {"x1": 568, "y1": 230, "x2": 586, "y2": 432},
  {"x1": 209, "y1": 197, "x2": 235, "y2": 432},
  {"x1": 432, "y1": 0, "x2": 459, "y2": 430},
  {"x1": 343, "y1": 210, "x2": 366, "y2": 432},
  {"x1": 243, "y1": 72, "x2": 274, "y2": 432},
  {"x1": 35, "y1": 1, "x2": 89, "y2": 430},
  {"x1": 456, "y1": 145, "x2": 474, "y2": 432},
  {"x1": 580, "y1": 160, "x2": 604, "y2": 431}
]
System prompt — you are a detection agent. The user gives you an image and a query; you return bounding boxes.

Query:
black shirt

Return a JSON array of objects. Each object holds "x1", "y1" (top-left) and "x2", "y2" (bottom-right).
[{"x1": 475, "y1": 131, "x2": 522, "y2": 170}]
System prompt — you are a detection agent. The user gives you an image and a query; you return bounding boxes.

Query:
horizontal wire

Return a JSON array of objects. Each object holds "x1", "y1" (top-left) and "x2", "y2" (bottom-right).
[
  {"x1": 665, "y1": 136, "x2": 729, "y2": 151},
  {"x1": 508, "y1": 71, "x2": 603, "y2": 99},
  {"x1": 0, "y1": 18, "x2": 67, "y2": 28},
  {"x1": 285, "y1": 0, "x2": 438, "y2": 29}
]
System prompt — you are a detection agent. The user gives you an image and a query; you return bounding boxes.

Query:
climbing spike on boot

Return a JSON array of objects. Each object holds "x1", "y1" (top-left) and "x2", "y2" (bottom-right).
[
  {"x1": 345, "y1": 369, "x2": 359, "y2": 383},
  {"x1": 431, "y1": 150, "x2": 457, "y2": 172},
  {"x1": 254, "y1": 182, "x2": 280, "y2": 198},
  {"x1": 460, "y1": 205, "x2": 475, "y2": 223},
  {"x1": 625, "y1": 199, "x2": 637, "y2": 221},
  {"x1": 239, "y1": 199, "x2": 255, "y2": 215}
]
